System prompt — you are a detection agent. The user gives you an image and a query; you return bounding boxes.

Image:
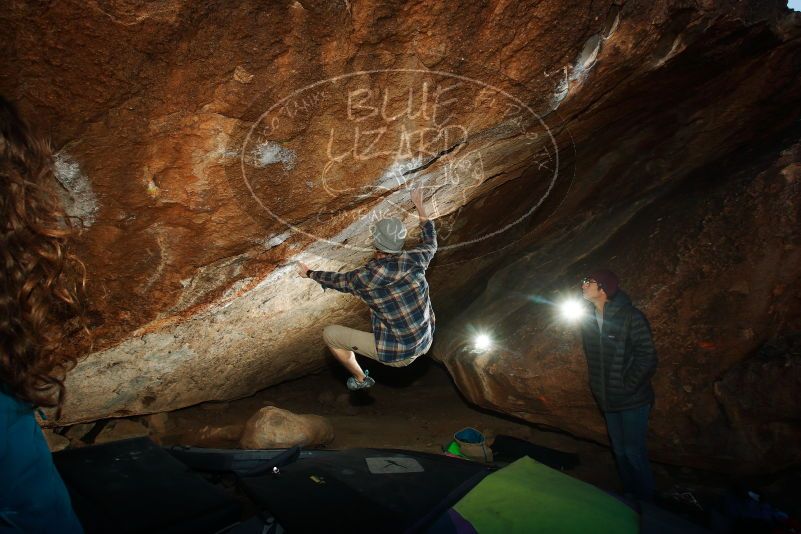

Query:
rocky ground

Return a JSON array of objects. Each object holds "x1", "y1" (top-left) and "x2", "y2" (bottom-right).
[{"x1": 57, "y1": 356, "x2": 801, "y2": 528}]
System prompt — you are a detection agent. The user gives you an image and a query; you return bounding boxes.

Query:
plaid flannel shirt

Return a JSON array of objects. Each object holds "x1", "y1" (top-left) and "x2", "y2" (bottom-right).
[{"x1": 309, "y1": 220, "x2": 437, "y2": 363}]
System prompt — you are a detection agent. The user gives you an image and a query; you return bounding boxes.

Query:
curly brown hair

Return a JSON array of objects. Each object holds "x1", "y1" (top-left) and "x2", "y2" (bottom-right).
[{"x1": 1, "y1": 96, "x2": 88, "y2": 417}]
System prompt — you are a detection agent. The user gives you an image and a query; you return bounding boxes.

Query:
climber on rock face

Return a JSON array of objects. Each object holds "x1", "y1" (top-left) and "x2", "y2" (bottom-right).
[{"x1": 297, "y1": 188, "x2": 437, "y2": 391}]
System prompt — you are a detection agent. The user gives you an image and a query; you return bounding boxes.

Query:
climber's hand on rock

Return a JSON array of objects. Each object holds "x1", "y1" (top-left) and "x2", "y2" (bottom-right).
[
  {"x1": 297, "y1": 261, "x2": 311, "y2": 278},
  {"x1": 411, "y1": 188, "x2": 429, "y2": 222}
]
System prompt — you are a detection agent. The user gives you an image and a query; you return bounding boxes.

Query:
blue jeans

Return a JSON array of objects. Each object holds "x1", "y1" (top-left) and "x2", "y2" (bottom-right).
[{"x1": 604, "y1": 404, "x2": 655, "y2": 501}]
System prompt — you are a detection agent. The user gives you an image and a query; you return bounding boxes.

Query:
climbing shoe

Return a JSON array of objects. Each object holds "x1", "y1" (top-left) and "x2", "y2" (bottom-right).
[{"x1": 346, "y1": 370, "x2": 375, "y2": 391}]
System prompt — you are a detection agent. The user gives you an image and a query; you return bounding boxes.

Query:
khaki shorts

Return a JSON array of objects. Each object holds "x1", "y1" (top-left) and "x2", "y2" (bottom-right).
[{"x1": 322, "y1": 325, "x2": 416, "y2": 368}]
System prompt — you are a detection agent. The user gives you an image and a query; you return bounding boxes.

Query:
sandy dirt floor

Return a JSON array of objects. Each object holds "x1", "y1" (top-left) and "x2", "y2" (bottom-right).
[
  {"x1": 157, "y1": 358, "x2": 617, "y2": 485},
  {"x1": 146, "y1": 357, "x2": 800, "y2": 524}
]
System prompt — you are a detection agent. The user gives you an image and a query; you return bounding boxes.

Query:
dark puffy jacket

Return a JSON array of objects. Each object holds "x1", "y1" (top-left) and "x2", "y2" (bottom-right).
[{"x1": 580, "y1": 290, "x2": 657, "y2": 412}]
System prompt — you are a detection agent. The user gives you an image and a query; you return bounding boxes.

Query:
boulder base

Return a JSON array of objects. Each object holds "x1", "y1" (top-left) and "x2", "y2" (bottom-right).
[{"x1": 240, "y1": 406, "x2": 334, "y2": 449}]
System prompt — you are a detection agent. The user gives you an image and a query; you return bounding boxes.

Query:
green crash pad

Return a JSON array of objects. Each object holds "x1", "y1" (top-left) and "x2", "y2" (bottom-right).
[{"x1": 453, "y1": 456, "x2": 638, "y2": 534}]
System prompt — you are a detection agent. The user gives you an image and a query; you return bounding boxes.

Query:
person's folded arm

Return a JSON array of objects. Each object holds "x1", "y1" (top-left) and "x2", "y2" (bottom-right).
[
  {"x1": 623, "y1": 311, "x2": 658, "y2": 391},
  {"x1": 0, "y1": 402, "x2": 8, "y2": 463}
]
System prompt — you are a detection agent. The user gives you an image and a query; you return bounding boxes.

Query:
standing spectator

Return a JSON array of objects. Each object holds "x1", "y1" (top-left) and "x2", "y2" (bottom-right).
[
  {"x1": 1, "y1": 96, "x2": 87, "y2": 532},
  {"x1": 580, "y1": 269, "x2": 657, "y2": 501}
]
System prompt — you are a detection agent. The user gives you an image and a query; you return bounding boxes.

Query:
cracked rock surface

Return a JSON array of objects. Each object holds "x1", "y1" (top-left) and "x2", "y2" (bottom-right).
[{"x1": 3, "y1": 0, "x2": 800, "y2": 471}]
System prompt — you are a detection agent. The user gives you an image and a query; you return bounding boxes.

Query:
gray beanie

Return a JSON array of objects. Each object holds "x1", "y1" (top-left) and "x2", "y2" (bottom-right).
[{"x1": 372, "y1": 217, "x2": 406, "y2": 254}]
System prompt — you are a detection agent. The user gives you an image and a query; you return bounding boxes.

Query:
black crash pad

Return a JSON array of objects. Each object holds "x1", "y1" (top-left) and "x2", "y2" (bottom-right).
[
  {"x1": 54, "y1": 437, "x2": 242, "y2": 534},
  {"x1": 238, "y1": 448, "x2": 491, "y2": 533}
]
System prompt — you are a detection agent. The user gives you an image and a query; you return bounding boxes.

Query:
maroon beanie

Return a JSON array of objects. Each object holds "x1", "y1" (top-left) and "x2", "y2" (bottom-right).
[{"x1": 589, "y1": 269, "x2": 619, "y2": 297}]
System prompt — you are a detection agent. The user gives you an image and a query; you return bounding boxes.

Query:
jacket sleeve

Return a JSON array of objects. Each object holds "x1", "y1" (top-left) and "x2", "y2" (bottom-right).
[
  {"x1": 309, "y1": 267, "x2": 366, "y2": 294},
  {"x1": 623, "y1": 310, "x2": 658, "y2": 391},
  {"x1": 0, "y1": 401, "x2": 7, "y2": 463},
  {"x1": 407, "y1": 220, "x2": 437, "y2": 268}
]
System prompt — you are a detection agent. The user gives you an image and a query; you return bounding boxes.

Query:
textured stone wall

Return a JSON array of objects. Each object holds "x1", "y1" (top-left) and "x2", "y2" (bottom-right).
[{"x1": 2, "y1": 0, "x2": 800, "y2": 471}]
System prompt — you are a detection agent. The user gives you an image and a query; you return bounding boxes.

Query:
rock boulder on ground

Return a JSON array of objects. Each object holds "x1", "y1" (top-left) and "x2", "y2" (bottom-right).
[
  {"x1": 61, "y1": 422, "x2": 96, "y2": 444},
  {"x1": 240, "y1": 406, "x2": 334, "y2": 449},
  {"x1": 42, "y1": 430, "x2": 71, "y2": 452},
  {"x1": 94, "y1": 419, "x2": 151, "y2": 445}
]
